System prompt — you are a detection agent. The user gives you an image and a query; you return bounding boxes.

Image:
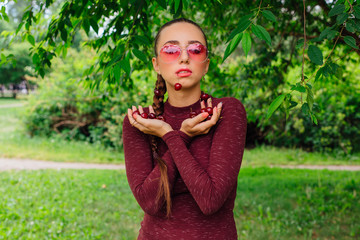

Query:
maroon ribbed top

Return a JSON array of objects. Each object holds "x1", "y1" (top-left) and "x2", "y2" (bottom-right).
[{"x1": 122, "y1": 96, "x2": 247, "y2": 240}]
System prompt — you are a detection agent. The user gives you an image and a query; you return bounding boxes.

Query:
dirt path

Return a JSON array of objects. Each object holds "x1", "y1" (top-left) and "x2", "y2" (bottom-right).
[
  {"x1": 0, "y1": 158, "x2": 125, "y2": 171},
  {"x1": 1, "y1": 157, "x2": 360, "y2": 171}
]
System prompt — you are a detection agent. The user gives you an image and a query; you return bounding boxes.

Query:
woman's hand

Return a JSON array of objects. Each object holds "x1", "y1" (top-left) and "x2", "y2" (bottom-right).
[
  {"x1": 180, "y1": 98, "x2": 223, "y2": 138},
  {"x1": 127, "y1": 105, "x2": 173, "y2": 138}
]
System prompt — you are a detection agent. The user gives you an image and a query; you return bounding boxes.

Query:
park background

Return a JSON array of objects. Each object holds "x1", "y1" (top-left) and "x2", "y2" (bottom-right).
[{"x1": 0, "y1": 0, "x2": 360, "y2": 239}]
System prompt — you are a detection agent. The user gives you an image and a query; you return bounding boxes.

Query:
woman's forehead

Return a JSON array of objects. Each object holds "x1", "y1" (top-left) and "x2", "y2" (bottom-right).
[{"x1": 157, "y1": 22, "x2": 206, "y2": 47}]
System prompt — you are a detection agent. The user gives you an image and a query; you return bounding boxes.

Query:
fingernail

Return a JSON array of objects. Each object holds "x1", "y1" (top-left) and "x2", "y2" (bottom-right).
[
  {"x1": 219, "y1": 102, "x2": 223, "y2": 108},
  {"x1": 202, "y1": 112, "x2": 209, "y2": 118}
]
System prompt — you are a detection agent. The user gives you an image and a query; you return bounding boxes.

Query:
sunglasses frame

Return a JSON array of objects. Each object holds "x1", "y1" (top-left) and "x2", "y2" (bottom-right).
[{"x1": 158, "y1": 43, "x2": 209, "y2": 64}]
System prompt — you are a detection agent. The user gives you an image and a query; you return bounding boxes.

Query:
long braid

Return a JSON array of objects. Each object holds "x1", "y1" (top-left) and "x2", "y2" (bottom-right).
[{"x1": 151, "y1": 74, "x2": 171, "y2": 217}]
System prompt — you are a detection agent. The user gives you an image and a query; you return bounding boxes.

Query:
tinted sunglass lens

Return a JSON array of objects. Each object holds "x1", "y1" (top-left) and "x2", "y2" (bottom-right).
[
  {"x1": 188, "y1": 44, "x2": 207, "y2": 62},
  {"x1": 160, "y1": 45, "x2": 181, "y2": 63}
]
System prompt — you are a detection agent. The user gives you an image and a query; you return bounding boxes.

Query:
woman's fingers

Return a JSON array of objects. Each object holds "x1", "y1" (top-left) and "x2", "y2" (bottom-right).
[
  {"x1": 138, "y1": 105, "x2": 144, "y2": 114},
  {"x1": 149, "y1": 105, "x2": 155, "y2": 114},
  {"x1": 200, "y1": 100, "x2": 206, "y2": 109},
  {"x1": 128, "y1": 108, "x2": 138, "y2": 126},
  {"x1": 217, "y1": 102, "x2": 223, "y2": 115},
  {"x1": 207, "y1": 97, "x2": 212, "y2": 108}
]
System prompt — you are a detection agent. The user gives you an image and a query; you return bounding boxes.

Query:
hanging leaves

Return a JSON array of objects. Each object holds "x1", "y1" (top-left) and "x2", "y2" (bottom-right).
[
  {"x1": 251, "y1": 24, "x2": 271, "y2": 46},
  {"x1": 266, "y1": 94, "x2": 285, "y2": 120},
  {"x1": 223, "y1": 33, "x2": 242, "y2": 62},
  {"x1": 328, "y1": 4, "x2": 345, "y2": 17},
  {"x1": 262, "y1": 10, "x2": 277, "y2": 22},
  {"x1": 343, "y1": 36, "x2": 359, "y2": 49},
  {"x1": 242, "y1": 32, "x2": 251, "y2": 57},
  {"x1": 308, "y1": 45, "x2": 323, "y2": 65}
]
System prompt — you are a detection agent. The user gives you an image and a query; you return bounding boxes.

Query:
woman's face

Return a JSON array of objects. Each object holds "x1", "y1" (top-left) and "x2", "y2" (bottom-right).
[{"x1": 152, "y1": 22, "x2": 210, "y2": 91}]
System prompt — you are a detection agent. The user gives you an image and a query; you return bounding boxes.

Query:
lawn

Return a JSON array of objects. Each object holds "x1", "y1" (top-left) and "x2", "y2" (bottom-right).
[{"x1": 0, "y1": 168, "x2": 359, "y2": 239}]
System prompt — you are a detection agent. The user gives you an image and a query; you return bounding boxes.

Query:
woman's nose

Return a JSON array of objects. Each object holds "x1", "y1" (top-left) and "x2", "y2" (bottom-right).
[{"x1": 178, "y1": 48, "x2": 189, "y2": 63}]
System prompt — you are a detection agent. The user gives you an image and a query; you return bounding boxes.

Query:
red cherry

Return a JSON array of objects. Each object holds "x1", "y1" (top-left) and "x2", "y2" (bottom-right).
[
  {"x1": 200, "y1": 108, "x2": 207, "y2": 113},
  {"x1": 206, "y1": 107, "x2": 213, "y2": 115},
  {"x1": 189, "y1": 111, "x2": 197, "y2": 118},
  {"x1": 141, "y1": 113, "x2": 148, "y2": 119},
  {"x1": 148, "y1": 113, "x2": 156, "y2": 119},
  {"x1": 174, "y1": 83, "x2": 182, "y2": 91},
  {"x1": 200, "y1": 93, "x2": 209, "y2": 101},
  {"x1": 157, "y1": 115, "x2": 166, "y2": 121},
  {"x1": 132, "y1": 110, "x2": 139, "y2": 117},
  {"x1": 154, "y1": 89, "x2": 161, "y2": 97},
  {"x1": 206, "y1": 115, "x2": 212, "y2": 121}
]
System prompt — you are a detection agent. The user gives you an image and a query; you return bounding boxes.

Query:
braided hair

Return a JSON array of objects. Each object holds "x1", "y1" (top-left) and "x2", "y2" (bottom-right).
[{"x1": 151, "y1": 18, "x2": 208, "y2": 217}]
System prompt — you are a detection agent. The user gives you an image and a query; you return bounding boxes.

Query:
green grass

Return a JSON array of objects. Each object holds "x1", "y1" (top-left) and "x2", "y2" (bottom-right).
[
  {"x1": 243, "y1": 145, "x2": 360, "y2": 166},
  {"x1": 0, "y1": 168, "x2": 359, "y2": 239},
  {"x1": 0, "y1": 100, "x2": 124, "y2": 163},
  {"x1": 0, "y1": 97, "x2": 26, "y2": 106}
]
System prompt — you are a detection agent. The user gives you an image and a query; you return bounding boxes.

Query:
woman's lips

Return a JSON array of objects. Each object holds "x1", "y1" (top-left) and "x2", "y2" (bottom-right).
[{"x1": 176, "y1": 69, "x2": 192, "y2": 77}]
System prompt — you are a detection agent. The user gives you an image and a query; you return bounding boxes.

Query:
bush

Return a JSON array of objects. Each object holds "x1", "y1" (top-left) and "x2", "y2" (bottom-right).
[{"x1": 23, "y1": 49, "x2": 147, "y2": 151}]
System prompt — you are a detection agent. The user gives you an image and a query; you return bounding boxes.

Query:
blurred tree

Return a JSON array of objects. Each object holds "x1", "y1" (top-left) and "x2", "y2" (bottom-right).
[
  {"x1": 0, "y1": 42, "x2": 34, "y2": 98},
  {"x1": 0, "y1": 0, "x2": 359, "y2": 152}
]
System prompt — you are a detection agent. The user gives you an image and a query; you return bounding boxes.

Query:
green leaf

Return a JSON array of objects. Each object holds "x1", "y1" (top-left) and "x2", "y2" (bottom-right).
[
  {"x1": 266, "y1": 94, "x2": 285, "y2": 120},
  {"x1": 301, "y1": 103, "x2": 310, "y2": 115},
  {"x1": 132, "y1": 49, "x2": 148, "y2": 63},
  {"x1": 16, "y1": 22, "x2": 25, "y2": 34},
  {"x1": 90, "y1": 18, "x2": 99, "y2": 34},
  {"x1": 291, "y1": 84, "x2": 306, "y2": 93},
  {"x1": 353, "y1": 19, "x2": 360, "y2": 31},
  {"x1": 226, "y1": 14, "x2": 253, "y2": 43},
  {"x1": 346, "y1": 21, "x2": 356, "y2": 32},
  {"x1": 83, "y1": 19, "x2": 90, "y2": 36},
  {"x1": 242, "y1": 32, "x2": 251, "y2": 57},
  {"x1": 251, "y1": 25, "x2": 271, "y2": 46},
  {"x1": 32, "y1": 53, "x2": 40, "y2": 64},
  {"x1": 354, "y1": 5, "x2": 360, "y2": 19},
  {"x1": 1, "y1": 53, "x2": 6, "y2": 62},
  {"x1": 328, "y1": 4, "x2": 345, "y2": 17},
  {"x1": 326, "y1": 30, "x2": 337, "y2": 40},
  {"x1": 336, "y1": 13, "x2": 348, "y2": 25},
  {"x1": 155, "y1": 0, "x2": 167, "y2": 9},
  {"x1": 310, "y1": 112, "x2": 318, "y2": 125},
  {"x1": 223, "y1": 33, "x2": 242, "y2": 62},
  {"x1": 114, "y1": 63, "x2": 121, "y2": 83},
  {"x1": 133, "y1": 35, "x2": 150, "y2": 45},
  {"x1": 284, "y1": 95, "x2": 290, "y2": 120},
  {"x1": 307, "y1": 45, "x2": 323, "y2": 65},
  {"x1": 27, "y1": 34, "x2": 35, "y2": 46},
  {"x1": 174, "y1": 0, "x2": 181, "y2": 13},
  {"x1": 60, "y1": 28, "x2": 67, "y2": 42},
  {"x1": 120, "y1": 58, "x2": 131, "y2": 75},
  {"x1": 306, "y1": 86, "x2": 314, "y2": 111},
  {"x1": 262, "y1": 10, "x2": 277, "y2": 22},
  {"x1": 343, "y1": 36, "x2": 359, "y2": 49}
]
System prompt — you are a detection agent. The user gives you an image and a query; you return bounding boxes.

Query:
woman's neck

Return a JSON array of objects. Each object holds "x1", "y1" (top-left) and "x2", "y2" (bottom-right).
[{"x1": 166, "y1": 85, "x2": 201, "y2": 107}]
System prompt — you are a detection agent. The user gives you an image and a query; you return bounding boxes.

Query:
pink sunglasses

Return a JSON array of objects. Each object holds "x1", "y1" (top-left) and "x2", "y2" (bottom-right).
[{"x1": 159, "y1": 43, "x2": 209, "y2": 63}]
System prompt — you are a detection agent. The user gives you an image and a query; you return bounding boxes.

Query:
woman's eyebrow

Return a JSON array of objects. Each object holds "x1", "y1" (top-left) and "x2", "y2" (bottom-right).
[{"x1": 163, "y1": 40, "x2": 203, "y2": 45}]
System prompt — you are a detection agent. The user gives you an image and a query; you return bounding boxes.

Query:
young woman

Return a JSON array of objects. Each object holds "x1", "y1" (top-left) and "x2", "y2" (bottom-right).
[{"x1": 122, "y1": 18, "x2": 247, "y2": 240}]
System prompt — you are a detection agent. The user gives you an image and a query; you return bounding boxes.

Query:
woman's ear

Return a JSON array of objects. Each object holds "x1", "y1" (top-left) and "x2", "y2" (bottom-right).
[
  {"x1": 152, "y1": 57, "x2": 160, "y2": 74},
  {"x1": 204, "y1": 58, "x2": 210, "y2": 75}
]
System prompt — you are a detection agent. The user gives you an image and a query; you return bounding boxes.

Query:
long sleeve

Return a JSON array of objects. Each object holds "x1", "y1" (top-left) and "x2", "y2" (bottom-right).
[
  {"x1": 123, "y1": 115, "x2": 176, "y2": 216},
  {"x1": 162, "y1": 98, "x2": 247, "y2": 215},
  {"x1": 122, "y1": 115, "x2": 192, "y2": 216}
]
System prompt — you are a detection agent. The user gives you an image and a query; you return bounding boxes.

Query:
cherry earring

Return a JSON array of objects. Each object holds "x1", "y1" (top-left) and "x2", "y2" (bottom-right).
[{"x1": 174, "y1": 82, "x2": 182, "y2": 91}]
